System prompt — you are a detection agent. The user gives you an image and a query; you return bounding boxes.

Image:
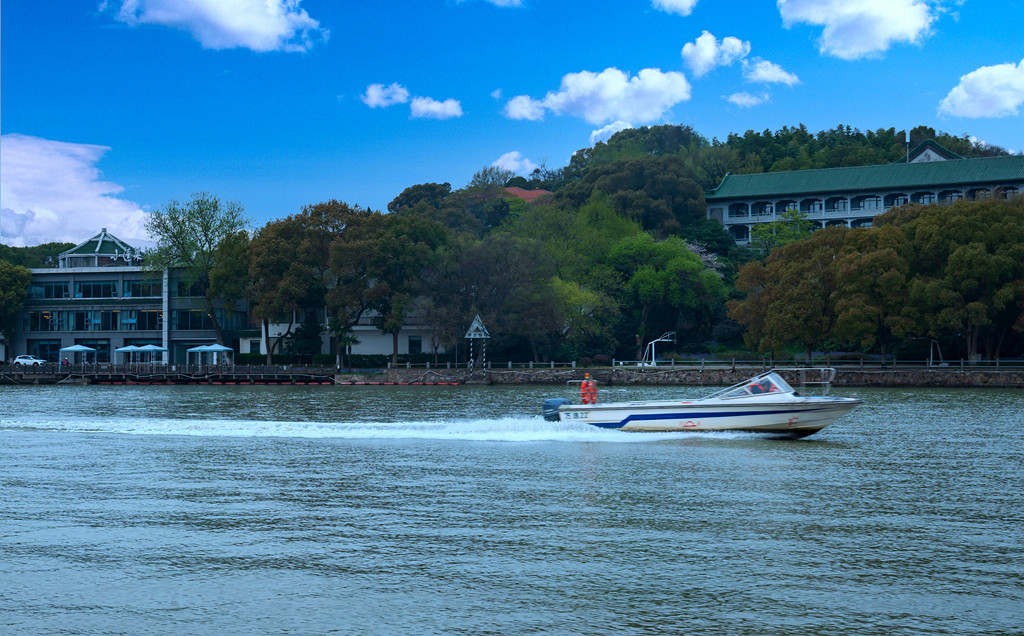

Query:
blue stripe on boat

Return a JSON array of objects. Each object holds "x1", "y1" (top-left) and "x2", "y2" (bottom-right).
[{"x1": 577, "y1": 406, "x2": 830, "y2": 429}]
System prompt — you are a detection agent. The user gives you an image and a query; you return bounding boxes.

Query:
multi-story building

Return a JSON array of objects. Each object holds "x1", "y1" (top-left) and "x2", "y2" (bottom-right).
[
  {"x1": 10, "y1": 228, "x2": 443, "y2": 364},
  {"x1": 706, "y1": 141, "x2": 1024, "y2": 244},
  {"x1": 11, "y1": 228, "x2": 247, "y2": 363}
]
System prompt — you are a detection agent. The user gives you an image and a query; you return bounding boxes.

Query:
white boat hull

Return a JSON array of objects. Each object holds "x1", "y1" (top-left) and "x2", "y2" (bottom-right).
[
  {"x1": 545, "y1": 369, "x2": 862, "y2": 438},
  {"x1": 558, "y1": 396, "x2": 860, "y2": 437}
]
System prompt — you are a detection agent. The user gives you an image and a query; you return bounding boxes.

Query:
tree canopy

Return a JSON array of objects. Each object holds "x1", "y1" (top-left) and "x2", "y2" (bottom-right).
[
  {"x1": 144, "y1": 191, "x2": 249, "y2": 344},
  {"x1": 0, "y1": 260, "x2": 32, "y2": 350}
]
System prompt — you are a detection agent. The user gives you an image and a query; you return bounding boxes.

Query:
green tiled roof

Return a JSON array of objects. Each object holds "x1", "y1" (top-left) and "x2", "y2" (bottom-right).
[
  {"x1": 62, "y1": 228, "x2": 138, "y2": 256},
  {"x1": 706, "y1": 155, "x2": 1024, "y2": 200}
]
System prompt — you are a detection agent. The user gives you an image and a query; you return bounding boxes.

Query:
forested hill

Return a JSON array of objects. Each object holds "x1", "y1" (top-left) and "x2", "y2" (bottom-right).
[
  {"x1": 0, "y1": 242, "x2": 74, "y2": 268},
  {"x1": 526, "y1": 123, "x2": 1015, "y2": 193}
]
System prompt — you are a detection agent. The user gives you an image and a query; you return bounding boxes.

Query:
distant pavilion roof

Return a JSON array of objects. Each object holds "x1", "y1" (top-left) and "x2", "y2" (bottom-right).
[
  {"x1": 59, "y1": 228, "x2": 144, "y2": 267},
  {"x1": 706, "y1": 155, "x2": 1024, "y2": 201}
]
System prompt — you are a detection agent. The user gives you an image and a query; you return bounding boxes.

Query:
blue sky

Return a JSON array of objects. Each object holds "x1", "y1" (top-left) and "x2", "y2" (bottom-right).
[{"x1": 2, "y1": 0, "x2": 1022, "y2": 247}]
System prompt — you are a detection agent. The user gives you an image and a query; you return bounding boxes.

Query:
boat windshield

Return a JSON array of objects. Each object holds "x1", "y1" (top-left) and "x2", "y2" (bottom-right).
[{"x1": 717, "y1": 373, "x2": 794, "y2": 399}]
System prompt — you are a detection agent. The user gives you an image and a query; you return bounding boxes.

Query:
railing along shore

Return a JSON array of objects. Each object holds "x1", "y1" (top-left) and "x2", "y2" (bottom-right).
[
  {"x1": 3, "y1": 358, "x2": 1023, "y2": 375},
  {"x1": 2, "y1": 358, "x2": 1022, "y2": 389}
]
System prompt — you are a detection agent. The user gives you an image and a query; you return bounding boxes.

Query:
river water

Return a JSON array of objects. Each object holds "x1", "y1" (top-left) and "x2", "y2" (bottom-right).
[{"x1": 1, "y1": 383, "x2": 1021, "y2": 635}]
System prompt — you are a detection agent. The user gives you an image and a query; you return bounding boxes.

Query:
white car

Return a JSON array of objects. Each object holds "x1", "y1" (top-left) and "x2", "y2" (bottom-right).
[{"x1": 13, "y1": 355, "x2": 48, "y2": 366}]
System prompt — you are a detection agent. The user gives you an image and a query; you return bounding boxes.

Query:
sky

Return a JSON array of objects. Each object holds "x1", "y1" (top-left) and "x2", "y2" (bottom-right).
[{"x1": 2, "y1": 0, "x2": 1023, "y2": 247}]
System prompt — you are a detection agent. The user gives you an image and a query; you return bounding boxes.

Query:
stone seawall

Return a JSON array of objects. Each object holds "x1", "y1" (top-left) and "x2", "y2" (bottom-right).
[{"x1": 377, "y1": 366, "x2": 1024, "y2": 388}]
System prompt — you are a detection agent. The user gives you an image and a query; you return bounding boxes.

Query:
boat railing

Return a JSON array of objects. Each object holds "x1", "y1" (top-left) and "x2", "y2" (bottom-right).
[
  {"x1": 778, "y1": 367, "x2": 836, "y2": 396},
  {"x1": 706, "y1": 367, "x2": 837, "y2": 399}
]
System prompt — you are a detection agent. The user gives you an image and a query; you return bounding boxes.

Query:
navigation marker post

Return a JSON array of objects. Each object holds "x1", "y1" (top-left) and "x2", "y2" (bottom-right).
[{"x1": 464, "y1": 314, "x2": 491, "y2": 371}]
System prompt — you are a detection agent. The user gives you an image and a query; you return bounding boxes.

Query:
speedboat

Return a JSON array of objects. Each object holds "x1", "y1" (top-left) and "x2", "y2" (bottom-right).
[{"x1": 542, "y1": 368, "x2": 861, "y2": 438}]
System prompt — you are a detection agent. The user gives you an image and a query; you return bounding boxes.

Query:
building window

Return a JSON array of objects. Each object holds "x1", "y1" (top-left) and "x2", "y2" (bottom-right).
[
  {"x1": 176, "y1": 281, "x2": 205, "y2": 297},
  {"x1": 911, "y1": 192, "x2": 936, "y2": 204},
  {"x1": 71, "y1": 310, "x2": 119, "y2": 331},
  {"x1": 885, "y1": 193, "x2": 908, "y2": 207},
  {"x1": 125, "y1": 280, "x2": 162, "y2": 297},
  {"x1": 75, "y1": 281, "x2": 118, "y2": 298},
  {"x1": 728, "y1": 203, "x2": 749, "y2": 218},
  {"x1": 175, "y1": 310, "x2": 214, "y2": 331},
  {"x1": 939, "y1": 190, "x2": 962, "y2": 204},
  {"x1": 729, "y1": 225, "x2": 749, "y2": 242},
  {"x1": 800, "y1": 199, "x2": 823, "y2": 213},
  {"x1": 826, "y1": 197, "x2": 848, "y2": 212},
  {"x1": 141, "y1": 310, "x2": 162, "y2": 330},
  {"x1": 852, "y1": 195, "x2": 881, "y2": 211},
  {"x1": 118, "y1": 309, "x2": 160, "y2": 331},
  {"x1": 408, "y1": 335, "x2": 422, "y2": 355},
  {"x1": 27, "y1": 339, "x2": 61, "y2": 362},
  {"x1": 75, "y1": 339, "x2": 110, "y2": 362},
  {"x1": 27, "y1": 282, "x2": 69, "y2": 299},
  {"x1": 25, "y1": 311, "x2": 64, "y2": 332}
]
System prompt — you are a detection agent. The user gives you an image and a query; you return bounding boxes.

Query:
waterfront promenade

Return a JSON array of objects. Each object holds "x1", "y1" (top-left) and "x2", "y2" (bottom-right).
[{"x1": 3, "y1": 362, "x2": 1022, "y2": 388}]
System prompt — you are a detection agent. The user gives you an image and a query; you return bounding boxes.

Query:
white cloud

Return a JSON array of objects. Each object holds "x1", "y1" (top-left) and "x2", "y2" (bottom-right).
[
  {"x1": 492, "y1": 151, "x2": 538, "y2": 175},
  {"x1": 361, "y1": 85, "x2": 462, "y2": 119},
  {"x1": 726, "y1": 92, "x2": 769, "y2": 108},
  {"x1": 939, "y1": 59, "x2": 1024, "y2": 118},
  {"x1": 652, "y1": 0, "x2": 700, "y2": 16},
  {"x1": 504, "y1": 95, "x2": 547, "y2": 121},
  {"x1": 778, "y1": 0, "x2": 935, "y2": 60},
  {"x1": 742, "y1": 58, "x2": 800, "y2": 86},
  {"x1": 681, "y1": 31, "x2": 751, "y2": 77},
  {"x1": 106, "y1": 0, "x2": 327, "y2": 52},
  {"x1": 410, "y1": 96, "x2": 464, "y2": 119},
  {"x1": 590, "y1": 121, "x2": 633, "y2": 145},
  {"x1": 505, "y1": 67, "x2": 691, "y2": 125},
  {"x1": 481, "y1": 0, "x2": 523, "y2": 6},
  {"x1": 0, "y1": 134, "x2": 149, "y2": 248},
  {"x1": 361, "y1": 83, "x2": 410, "y2": 108}
]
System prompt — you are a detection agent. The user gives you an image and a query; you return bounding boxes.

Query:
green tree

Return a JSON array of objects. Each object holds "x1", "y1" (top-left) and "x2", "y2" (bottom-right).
[
  {"x1": 0, "y1": 260, "x2": 32, "y2": 354},
  {"x1": 750, "y1": 209, "x2": 814, "y2": 254},
  {"x1": 899, "y1": 198, "x2": 1024, "y2": 361},
  {"x1": 729, "y1": 226, "x2": 848, "y2": 360},
  {"x1": 504, "y1": 191, "x2": 642, "y2": 282},
  {"x1": 512, "y1": 276, "x2": 617, "y2": 362},
  {"x1": 326, "y1": 208, "x2": 382, "y2": 366},
  {"x1": 145, "y1": 192, "x2": 248, "y2": 344},
  {"x1": 388, "y1": 182, "x2": 451, "y2": 213},
  {"x1": 287, "y1": 314, "x2": 325, "y2": 360},
  {"x1": 832, "y1": 225, "x2": 916, "y2": 361},
  {"x1": 556, "y1": 154, "x2": 705, "y2": 237},
  {"x1": 468, "y1": 166, "x2": 516, "y2": 189},
  {"x1": 0, "y1": 242, "x2": 74, "y2": 268},
  {"x1": 365, "y1": 215, "x2": 449, "y2": 365},
  {"x1": 250, "y1": 200, "x2": 372, "y2": 366},
  {"x1": 609, "y1": 233, "x2": 727, "y2": 358},
  {"x1": 247, "y1": 217, "x2": 309, "y2": 363}
]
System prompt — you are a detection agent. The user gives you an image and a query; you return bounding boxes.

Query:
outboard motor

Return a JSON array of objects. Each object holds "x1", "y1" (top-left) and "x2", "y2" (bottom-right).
[{"x1": 542, "y1": 398, "x2": 571, "y2": 421}]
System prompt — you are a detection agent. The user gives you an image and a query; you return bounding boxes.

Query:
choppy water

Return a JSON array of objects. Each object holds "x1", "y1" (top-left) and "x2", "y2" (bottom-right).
[{"x1": 1, "y1": 383, "x2": 1021, "y2": 635}]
